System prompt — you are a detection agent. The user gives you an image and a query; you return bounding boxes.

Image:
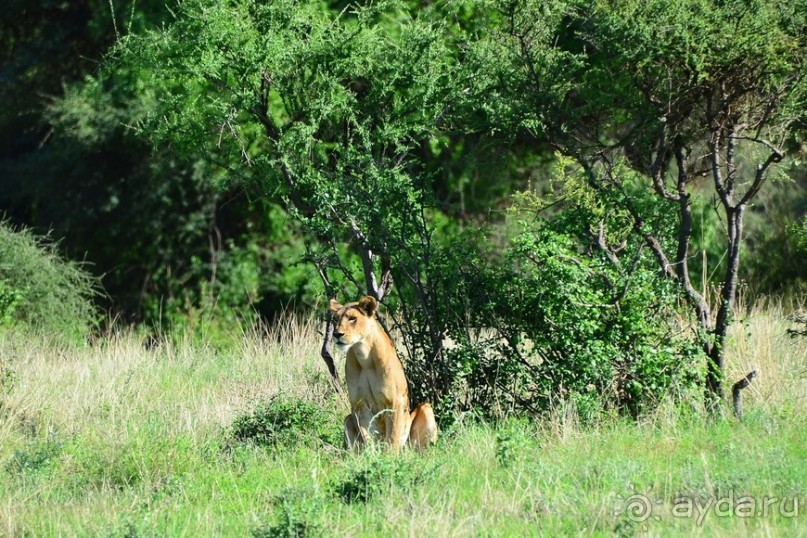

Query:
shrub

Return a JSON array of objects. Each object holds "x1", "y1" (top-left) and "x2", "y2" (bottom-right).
[
  {"x1": 405, "y1": 222, "x2": 702, "y2": 419},
  {"x1": 0, "y1": 222, "x2": 99, "y2": 339},
  {"x1": 6, "y1": 434, "x2": 62, "y2": 476},
  {"x1": 495, "y1": 417, "x2": 533, "y2": 467},
  {"x1": 252, "y1": 488, "x2": 323, "y2": 538},
  {"x1": 230, "y1": 396, "x2": 342, "y2": 449},
  {"x1": 332, "y1": 455, "x2": 437, "y2": 504}
]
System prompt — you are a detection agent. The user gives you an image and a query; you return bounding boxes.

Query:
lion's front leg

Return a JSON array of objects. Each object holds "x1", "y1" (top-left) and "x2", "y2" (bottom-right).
[
  {"x1": 384, "y1": 404, "x2": 410, "y2": 453},
  {"x1": 344, "y1": 413, "x2": 368, "y2": 451}
]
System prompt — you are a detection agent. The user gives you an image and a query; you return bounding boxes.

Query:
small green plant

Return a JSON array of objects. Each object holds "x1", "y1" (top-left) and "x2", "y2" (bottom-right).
[
  {"x1": 495, "y1": 418, "x2": 532, "y2": 467},
  {"x1": 332, "y1": 455, "x2": 437, "y2": 504},
  {"x1": 105, "y1": 518, "x2": 140, "y2": 538},
  {"x1": 252, "y1": 488, "x2": 323, "y2": 538},
  {"x1": 230, "y1": 396, "x2": 341, "y2": 449},
  {"x1": 6, "y1": 433, "x2": 62, "y2": 476},
  {"x1": 789, "y1": 216, "x2": 807, "y2": 255},
  {"x1": 0, "y1": 279, "x2": 21, "y2": 325}
]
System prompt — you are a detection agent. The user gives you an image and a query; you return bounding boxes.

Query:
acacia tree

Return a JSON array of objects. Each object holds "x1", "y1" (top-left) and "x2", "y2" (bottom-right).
[
  {"x1": 475, "y1": 0, "x2": 807, "y2": 405},
  {"x1": 112, "y1": 0, "x2": 463, "y2": 394},
  {"x1": 109, "y1": 0, "x2": 802, "y2": 416}
]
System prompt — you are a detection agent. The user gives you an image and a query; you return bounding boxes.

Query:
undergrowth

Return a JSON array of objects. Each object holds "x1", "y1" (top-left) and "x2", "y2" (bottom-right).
[{"x1": 0, "y1": 221, "x2": 99, "y2": 340}]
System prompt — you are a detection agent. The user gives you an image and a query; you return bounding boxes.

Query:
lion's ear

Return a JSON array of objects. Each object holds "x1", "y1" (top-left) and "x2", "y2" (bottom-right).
[
  {"x1": 329, "y1": 299, "x2": 343, "y2": 313},
  {"x1": 357, "y1": 295, "x2": 377, "y2": 317}
]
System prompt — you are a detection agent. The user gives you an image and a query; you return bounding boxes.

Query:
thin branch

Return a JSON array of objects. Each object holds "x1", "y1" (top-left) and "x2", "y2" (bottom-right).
[
  {"x1": 592, "y1": 220, "x2": 623, "y2": 267},
  {"x1": 309, "y1": 251, "x2": 342, "y2": 394},
  {"x1": 738, "y1": 148, "x2": 784, "y2": 207},
  {"x1": 674, "y1": 146, "x2": 711, "y2": 325},
  {"x1": 734, "y1": 135, "x2": 785, "y2": 158},
  {"x1": 328, "y1": 243, "x2": 363, "y2": 295},
  {"x1": 725, "y1": 122, "x2": 744, "y2": 196},
  {"x1": 348, "y1": 218, "x2": 385, "y2": 301},
  {"x1": 709, "y1": 129, "x2": 730, "y2": 207},
  {"x1": 649, "y1": 120, "x2": 679, "y2": 201},
  {"x1": 732, "y1": 369, "x2": 758, "y2": 419}
]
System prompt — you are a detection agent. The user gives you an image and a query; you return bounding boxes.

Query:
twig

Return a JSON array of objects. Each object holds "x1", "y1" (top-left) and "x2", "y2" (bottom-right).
[
  {"x1": 320, "y1": 309, "x2": 342, "y2": 394},
  {"x1": 732, "y1": 369, "x2": 758, "y2": 419},
  {"x1": 309, "y1": 248, "x2": 342, "y2": 394}
]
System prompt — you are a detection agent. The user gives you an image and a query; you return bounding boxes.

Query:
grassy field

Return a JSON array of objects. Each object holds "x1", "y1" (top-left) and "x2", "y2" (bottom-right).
[{"x1": 0, "y1": 301, "x2": 804, "y2": 537}]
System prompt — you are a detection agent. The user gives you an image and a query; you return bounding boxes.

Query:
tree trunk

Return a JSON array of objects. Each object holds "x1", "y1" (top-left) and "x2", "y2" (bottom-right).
[{"x1": 706, "y1": 204, "x2": 745, "y2": 406}]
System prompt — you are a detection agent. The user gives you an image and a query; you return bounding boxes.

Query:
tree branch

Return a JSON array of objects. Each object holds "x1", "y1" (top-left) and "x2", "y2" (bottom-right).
[
  {"x1": 309, "y1": 252, "x2": 342, "y2": 394},
  {"x1": 592, "y1": 220, "x2": 623, "y2": 267},
  {"x1": 674, "y1": 146, "x2": 711, "y2": 326},
  {"x1": 348, "y1": 218, "x2": 390, "y2": 301},
  {"x1": 738, "y1": 146, "x2": 784, "y2": 207},
  {"x1": 649, "y1": 120, "x2": 679, "y2": 202},
  {"x1": 732, "y1": 369, "x2": 757, "y2": 419},
  {"x1": 725, "y1": 122, "x2": 743, "y2": 196},
  {"x1": 709, "y1": 129, "x2": 731, "y2": 208}
]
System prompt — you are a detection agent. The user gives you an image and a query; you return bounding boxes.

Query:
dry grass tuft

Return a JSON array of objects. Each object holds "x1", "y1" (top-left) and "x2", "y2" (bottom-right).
[
  {"x1": 0, "y1": 314, "x2": 341, "y2": 452},
  {"x1": 724, "y1": 297, "x2": 806, "y2": 414}
]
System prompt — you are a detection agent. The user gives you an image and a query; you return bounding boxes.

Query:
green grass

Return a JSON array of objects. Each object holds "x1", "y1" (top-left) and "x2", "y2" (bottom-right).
[{"x1": 0, "y1": 306, "x2": 804, "y2": 536}]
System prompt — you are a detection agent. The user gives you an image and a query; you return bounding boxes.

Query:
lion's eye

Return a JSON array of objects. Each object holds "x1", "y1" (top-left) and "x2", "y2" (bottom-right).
[{"x1": 348, "y1": 317, "x2": 357, "y2": 323}]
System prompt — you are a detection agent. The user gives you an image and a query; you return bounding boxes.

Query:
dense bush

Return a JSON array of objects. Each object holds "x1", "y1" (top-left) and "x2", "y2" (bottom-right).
[
  {"x1": 109, "y1": 0, "x2": 733, "y2": 418},
  {"x1": 3, "y1": 0, "x2": 780, "y2": 417},
  {"x1": 400, "y1": 220, "x2": 702, "y2": 420},
  {"x1": 0, "y1": 222, "x2": 98, "y2": 339}
]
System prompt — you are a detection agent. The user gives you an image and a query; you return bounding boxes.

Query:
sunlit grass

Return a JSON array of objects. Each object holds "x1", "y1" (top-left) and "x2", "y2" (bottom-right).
[{"x1": 0, "y1": 302, "x2": 804, "y2": 536}]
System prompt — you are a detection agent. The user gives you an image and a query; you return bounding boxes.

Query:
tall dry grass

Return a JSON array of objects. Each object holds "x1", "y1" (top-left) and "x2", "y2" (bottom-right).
[
  {"x1": 0, "y1": 297, "x2": 803, "y2": 451},
  {"x1": 0, "y1": 299, "x2": 803, "y2": 536},
  {"x1": 0, "y1": 314, "x2": 344, "y2": 456},
  {"x1": 723, "y1": 296, "x2": 806, "y2": 414}
]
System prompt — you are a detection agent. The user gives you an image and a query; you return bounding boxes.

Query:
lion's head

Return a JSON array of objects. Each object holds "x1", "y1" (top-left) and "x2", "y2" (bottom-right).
[{"x1": 329, "y1": 295, "x2": 379, "y2": 351}]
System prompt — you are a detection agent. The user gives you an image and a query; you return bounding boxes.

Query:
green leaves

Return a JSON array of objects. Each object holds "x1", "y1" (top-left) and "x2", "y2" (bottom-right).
[
  {"x1": 106, "y1": 0, "x2": 803, "y2": 416},
  {"x1": 0, "y1": 223, "x2": 99, "y2": 341},
  {"x1": 114, "y1": 0, "x2": 458, "y2": 259},
  {"x1": 230, "y1": 396, "x2": 342, "y2": 449}
]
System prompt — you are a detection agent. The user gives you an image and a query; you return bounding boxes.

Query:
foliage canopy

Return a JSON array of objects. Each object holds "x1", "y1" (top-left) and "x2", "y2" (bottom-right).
[{"x1": 2, "y1": 0, "x2": 804, "y2": 416}]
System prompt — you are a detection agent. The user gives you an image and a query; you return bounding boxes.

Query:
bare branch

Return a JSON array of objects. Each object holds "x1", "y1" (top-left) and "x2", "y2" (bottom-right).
[
  {"x1": 380, "y1": 256, "x2": 394, "y2": 299},
  {"x1": 725, "y1": 122, "x2": 744, "y2": 196},
  {"x1": 348, "y1": 218, "x2": 386, "y2": 301},
  {"x1": 592, "y1": 220, "x2": 623, "y2": 267},
  {"x1": 738, "y1": 148, "x2": 784, "y2": 207},
  {"x1": 674, "y1": 146, "x2": 711, "y2": 325},
  {"x1": 309, "y1": 254, "x2": 342, "y2": 394},
  {"x1": 732, "y1": 369, "x2": 758, "y2": 419},
  {"x1": 709, "y1": 129, "x2": 731, "y2": 207},
  {"x1": 734, "y1": 135, "x2": 785, "y2": 158},
  {"x1": 649, "y1": 119, "x2": 679, "y2": 201}
]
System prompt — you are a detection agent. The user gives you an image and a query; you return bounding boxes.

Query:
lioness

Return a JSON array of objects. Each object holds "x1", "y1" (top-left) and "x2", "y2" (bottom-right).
[{"x1": 329, "y1": 295, "x2": 437, "y2": 451}]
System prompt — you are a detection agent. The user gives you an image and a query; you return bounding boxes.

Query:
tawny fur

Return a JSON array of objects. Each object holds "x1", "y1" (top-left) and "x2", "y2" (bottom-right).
[{"x1": 330, "y1": 296, "x2": 437, "y2": 451}]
